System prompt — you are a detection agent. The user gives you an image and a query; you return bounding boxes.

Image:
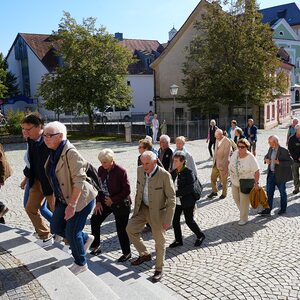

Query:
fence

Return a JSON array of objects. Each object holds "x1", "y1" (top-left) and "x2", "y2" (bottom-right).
[{"x1": 43, "y1": 112, "x2": 247, "y2": 141}]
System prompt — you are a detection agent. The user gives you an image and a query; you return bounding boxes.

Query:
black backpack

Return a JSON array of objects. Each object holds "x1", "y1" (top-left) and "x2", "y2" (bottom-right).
[{"x1": 66, "y1": 148, "x2": 101, "y2": 192}]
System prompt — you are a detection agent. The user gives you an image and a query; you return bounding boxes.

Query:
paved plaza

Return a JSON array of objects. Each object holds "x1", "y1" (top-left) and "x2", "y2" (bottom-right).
[{"x1": 2, "y1": 124, "x2": 300, "y2": 299}]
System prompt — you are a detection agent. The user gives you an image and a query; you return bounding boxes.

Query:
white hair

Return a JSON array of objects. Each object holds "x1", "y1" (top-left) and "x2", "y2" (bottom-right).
[
  {"x1": 176, "y1": 136, "x2": 186, "y2": 144},
  {"x1": 160, "y1": 134, "x2": 171, "y2": 145},
  {"x1": 269, "y1": 135, "x2": 279, "y2": 144},
  {"x1": 98, "y1": 148, "x2": 115, "y2": 162},
  {"x1": 215, "y1": 129, "x2": 223, "y2": 135},
  {"x1": 145, "y1": 135, "x2": 153, "y2": 142},
  {"x1": 210, "y1": 119, "x2": 216, "y2": 125},
  {"x1": 44, "y1": 121, "x2": 67, "y2": 139},
  {"x1": 141, "y1": 150, "x2": 157, "y2": 162}
]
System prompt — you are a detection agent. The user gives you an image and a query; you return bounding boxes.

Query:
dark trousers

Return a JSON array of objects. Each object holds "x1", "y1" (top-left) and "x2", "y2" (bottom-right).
[
  {"x1": 91, "y1": 204, "x2": 130, "y2": 255},
  {"x1": 266, "y1": 172, "x2": 287, "y2": 212},
  {"x1": 0, "y1": 201, "x2": 5, "y2": 224},
  {"x1": 172, "y1": 204, "x2": 202, "y2": 242},
  {"x1": 50, "y1": 200, "x2": 94, "y2": 266},
  {"x1": 208, "y1": 140, "x2": 215, "y2": 157}
]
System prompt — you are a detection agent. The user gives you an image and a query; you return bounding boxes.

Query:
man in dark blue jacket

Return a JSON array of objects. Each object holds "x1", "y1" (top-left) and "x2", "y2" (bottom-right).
[
  {"x1": 244, "y1": 118, "x2": 258, "y2": 156},
  {"x1": 288, "y1": 125, "x2": 300, "y2": 194},
  {"x1": 259, "y1": 135, "x2": 293, "y2": 216},
  {"x1": 21, "y1": 113, "x2": 54, "y2": 247}
]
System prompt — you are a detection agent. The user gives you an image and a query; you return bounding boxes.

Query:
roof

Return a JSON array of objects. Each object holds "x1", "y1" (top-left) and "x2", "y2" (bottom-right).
[
  {"x1": 119, "y1": 39, "x2": 163, "y2": 54},
  {"x1": 19, "y1": 33, "x2": 58, "y2": 72},
  {"x1": 259, "y1": 3, "x2": 300, "y2": 26},
  {"x1": 10, "y1": 33, "x2": 164, "y2": 75}
]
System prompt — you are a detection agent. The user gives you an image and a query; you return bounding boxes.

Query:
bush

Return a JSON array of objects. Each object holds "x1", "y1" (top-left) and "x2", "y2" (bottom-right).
[{"x1": 4, "y1": 110, "x2": 26, "y2": 135}]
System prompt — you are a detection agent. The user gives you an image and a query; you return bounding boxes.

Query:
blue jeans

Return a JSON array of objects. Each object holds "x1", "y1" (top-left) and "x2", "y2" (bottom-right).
[
  {"x1": 266, "y1": 172, "x2": 287, "y2": 212},
  {"x1": 50, "y1": 200, "x2": 95, "y2": 266},
  {"x1": 23, "y1": 182, "x2": 52, "y2": 222}
]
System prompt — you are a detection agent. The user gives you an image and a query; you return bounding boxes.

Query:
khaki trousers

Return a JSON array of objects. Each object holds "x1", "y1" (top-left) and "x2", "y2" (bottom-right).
[
  {"x1": 25, "y1": 179, "x2": 53, "y2": 240},
  {"x1": 231, "y1": 185, "x2": 250, "y2": 221},
  {"x1": 211, "y1": 165, "x2": 228, "y2": 196},
  {"x1": 126, "y1": 203, "x2": 166, "y2": 272}
]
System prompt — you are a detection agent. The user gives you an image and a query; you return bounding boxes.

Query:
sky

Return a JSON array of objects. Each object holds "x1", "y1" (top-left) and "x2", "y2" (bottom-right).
[{"x1": 0, "y1": 0, "x2": 298, "y2": 56}]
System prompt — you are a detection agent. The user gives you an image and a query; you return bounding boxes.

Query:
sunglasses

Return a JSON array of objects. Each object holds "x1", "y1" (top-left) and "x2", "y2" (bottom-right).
[
  {"x1": 43, "y1": 133, "x2": 61, "y2": 138},
  {"x1": 238, "y1": 145, "x2": 246, "y2": 149}
]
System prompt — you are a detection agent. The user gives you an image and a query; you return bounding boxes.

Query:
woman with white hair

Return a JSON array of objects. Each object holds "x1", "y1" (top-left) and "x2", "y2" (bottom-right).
[
  {"x1": 158, "y1": 134, "x2": 173, "y2": 172},
  {"x1": 90, "y1": 148, "x2": 131, "y2": 262},
  {"x1": 43, "y1": 121, "x2": 97, "y2": 275},
  {"x1": 173, "y1": 136, "x2": 197, "y2": 177}
]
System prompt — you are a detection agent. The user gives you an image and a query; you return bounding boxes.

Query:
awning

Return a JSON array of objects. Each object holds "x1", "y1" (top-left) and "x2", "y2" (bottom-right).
[{"x1": 5, "y1": 95, "x2": 34, "y2": 105}]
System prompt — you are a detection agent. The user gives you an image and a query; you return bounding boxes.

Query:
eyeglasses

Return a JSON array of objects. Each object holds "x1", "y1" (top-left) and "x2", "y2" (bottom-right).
[
  {"x1": 43, "y1": 133, "x2": 61, "y2": 138},
  {"x1": 21, "y1": 125, "x2": 35, "y2": 132},
  {"x1": 238, "y1": 145, "x2": 246, "y2": 149}
]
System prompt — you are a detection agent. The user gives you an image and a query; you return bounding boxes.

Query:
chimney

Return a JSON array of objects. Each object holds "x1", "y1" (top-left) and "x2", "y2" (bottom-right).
[
  {"x1": 168, "y1": 26, "x2": 177, "y2": 41},
  {"x1": 114, "y1": 32, "x2": 123, "y2": 41}
]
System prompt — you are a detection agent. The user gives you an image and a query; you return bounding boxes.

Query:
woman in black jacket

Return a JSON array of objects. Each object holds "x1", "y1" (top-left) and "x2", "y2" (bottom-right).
[{"x1": 169, "y1": 151, "x2": 205, "y2": 248}]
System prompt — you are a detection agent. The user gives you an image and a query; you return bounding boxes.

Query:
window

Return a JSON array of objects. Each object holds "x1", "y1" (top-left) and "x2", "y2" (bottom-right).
[
  {"x1": 279, "y1": 31, "x2": 284, "y2": 36},
  {"x1": 266, "y1": 105, "x2": 270, "y2": 120},
  {"x1": 149, "y1": 101, "x2": 153, "y2": 106},
  {"x1": 127, "y1": 81, "x2": 131, "y2": 86},
  {"x1": 272, "y1": 104, "x2": 275, "y2": 120}
]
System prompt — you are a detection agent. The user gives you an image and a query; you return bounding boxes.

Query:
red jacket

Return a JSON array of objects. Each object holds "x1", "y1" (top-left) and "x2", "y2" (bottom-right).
[{"x1": 96, "y1": 163, "x2": 131, "y2": 205}]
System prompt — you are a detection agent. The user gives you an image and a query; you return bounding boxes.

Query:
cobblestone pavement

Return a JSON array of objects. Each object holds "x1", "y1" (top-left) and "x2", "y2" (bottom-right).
[
  {"x1": 2, "y1": 124, "x2": 300, "y2": 299},
  {"x1": 0, "y1": 247, "x2": 50, "y2": 299}
]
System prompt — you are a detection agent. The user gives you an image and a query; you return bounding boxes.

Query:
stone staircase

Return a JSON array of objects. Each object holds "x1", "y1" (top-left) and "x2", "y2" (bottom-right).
[{"x1": 0, "y1": 224, "x2": 184, "y2": 300}]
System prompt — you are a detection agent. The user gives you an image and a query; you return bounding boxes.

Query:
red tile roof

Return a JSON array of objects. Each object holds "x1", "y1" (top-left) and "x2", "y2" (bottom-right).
[{"x1": 119, "y1": 39, "x2": 162, "y2": 54}]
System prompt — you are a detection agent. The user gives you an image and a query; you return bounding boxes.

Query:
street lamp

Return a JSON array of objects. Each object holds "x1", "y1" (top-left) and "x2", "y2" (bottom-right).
[
  {"x1": 245, "y1": 88, "x2": 249, "y2": 127},
  {"x1": 170, "y1": 84, "x2": 179, "y2": 141}
]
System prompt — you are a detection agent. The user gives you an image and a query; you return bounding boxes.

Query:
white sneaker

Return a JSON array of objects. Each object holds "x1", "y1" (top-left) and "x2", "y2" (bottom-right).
[
  {"x1": 32, "y1": 232, "x2": 39, "y2": 239},
  {"x1": 35, "y1": 236, "x2": 54, "y2": 248},
  {"x1": 69, "y1": 263, "x2": 88, "y2": 275},
  {"x1": 62, "y1": 245, "x2": 72, "y2": 255},
  {"x1": 238, "y1": 220, "x2": 248, "y2": 226},
  {"x1": 84, "y1": 235, "x2": 94, "y2": 253},
  {"x1": 54, "y1": 235, "x2": 64, "y2": 243}
]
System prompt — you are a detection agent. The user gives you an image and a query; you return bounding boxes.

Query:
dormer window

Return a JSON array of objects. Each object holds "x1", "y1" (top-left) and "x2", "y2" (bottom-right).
[{"x1": 279, "y1": 31, "x2": 284, "y2": 36}]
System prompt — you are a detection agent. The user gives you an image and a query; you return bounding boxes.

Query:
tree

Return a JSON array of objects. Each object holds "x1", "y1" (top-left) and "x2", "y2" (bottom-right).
[
  {"x1": 0, "y1": 53, "x2": 19, "y2": 99},
  {"x1": 38, "y1": 12, "x2": 133, "y2": 126},
  {"x1": 182, "y1": 0, "x2": 287, "y2": 115}
]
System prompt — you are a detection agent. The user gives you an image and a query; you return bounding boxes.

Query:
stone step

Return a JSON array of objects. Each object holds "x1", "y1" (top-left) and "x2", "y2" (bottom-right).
[
  {"x1": 0, "y1": 224, "x2": 96, "y2": 300},
  {"x1": 96, "y1": 254, "x2": 185, "y2": 300},
  {"x1": 22, "y1": 229, "x2": 120, "y2": 300}
]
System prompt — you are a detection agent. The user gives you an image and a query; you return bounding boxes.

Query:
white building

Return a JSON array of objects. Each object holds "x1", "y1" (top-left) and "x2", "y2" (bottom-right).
[{"x1": 5, "y1": 32, "x2": 164, "y2": 118}]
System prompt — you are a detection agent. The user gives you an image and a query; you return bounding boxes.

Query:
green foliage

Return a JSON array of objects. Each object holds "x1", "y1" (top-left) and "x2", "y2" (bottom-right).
[
  {"x1": 38, "y1": 12, "x2": 133, "y2": 126},
  {"x1": 182, "y1": 0, "x2": 287, "y2": 114},
  {"x1": 0, "y1": 53, "x2": 19, "y2": 98},
  {"x1": 4, "y1": 110, "x2": 26, "y2": 135}
]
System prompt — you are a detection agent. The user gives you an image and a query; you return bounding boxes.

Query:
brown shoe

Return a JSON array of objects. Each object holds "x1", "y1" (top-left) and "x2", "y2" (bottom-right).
[
  {"x1": 152, "y1": 270, "x2": 162, "y2": 283},
  {"x1": 0, "y1": 207, "x2": 8, "y2": 218},
  {"x1": 131, "y1": 254, "x2": 151, "y2": 266}
]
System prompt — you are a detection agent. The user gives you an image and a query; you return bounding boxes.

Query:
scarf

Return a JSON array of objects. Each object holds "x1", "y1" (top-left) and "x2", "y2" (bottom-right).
[{"x1": 48, "y1": 140, "x2": 67, "y2": 203}]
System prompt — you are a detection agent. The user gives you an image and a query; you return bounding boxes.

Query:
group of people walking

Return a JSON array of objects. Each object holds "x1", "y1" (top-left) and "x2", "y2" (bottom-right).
[{"x1": 0, "y1": 112, "x2": 298, "y2": 283}]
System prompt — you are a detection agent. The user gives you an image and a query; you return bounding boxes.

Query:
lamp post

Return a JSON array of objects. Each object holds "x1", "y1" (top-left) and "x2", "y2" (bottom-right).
[
  {"x1": 170, "y1": 84, "x2": 179, "y2": 141},
  {"x1": 245, "y1": 88, "x2": 249, "y2": 127}
]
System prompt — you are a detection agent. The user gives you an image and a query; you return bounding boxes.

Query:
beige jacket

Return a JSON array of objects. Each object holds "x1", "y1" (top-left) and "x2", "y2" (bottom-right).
[
  {"x1": 45, "y1": 141, "x2": 98, "y2": 212},
  {"x1": 213, "y1": 137, "x2": 231, "y2": 171},
  {"x1": 133, "y1": 166, "x2": 176, "y2": 229}
]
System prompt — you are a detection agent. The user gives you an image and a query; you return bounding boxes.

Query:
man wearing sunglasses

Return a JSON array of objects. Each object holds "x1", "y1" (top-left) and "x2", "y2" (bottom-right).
[{"x1": 21, "y1": 113, "x2": 54, "y2": 247}]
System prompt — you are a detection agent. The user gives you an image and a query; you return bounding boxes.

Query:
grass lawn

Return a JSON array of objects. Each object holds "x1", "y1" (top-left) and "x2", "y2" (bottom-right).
[{"x1": 67, "y1": 132, "x2": 124, "y2": 141}]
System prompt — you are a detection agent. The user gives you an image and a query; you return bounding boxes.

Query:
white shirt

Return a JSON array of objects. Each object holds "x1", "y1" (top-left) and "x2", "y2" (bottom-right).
[
  {"x1": 174, "y1": 175, "x2": 181, "y2": 205},
  {"x1": 229, "y1": 150, "x2": 260, "y2": 186},
  {"x1": 143, "y1": 166, "x2": 158, "y2": 206}
]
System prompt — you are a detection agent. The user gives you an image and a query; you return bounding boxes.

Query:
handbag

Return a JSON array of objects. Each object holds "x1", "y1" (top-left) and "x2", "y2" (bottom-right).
[
  {"x1": 192, "y1": 177, "x2": 203, "y2": 200},
  {"x1": 111, "y1": 199, "x2": 131, "y2": 216},
  {"x1": 235, "y1": 156, "x2": 254, "y2": 194},
  {"x1": 239, "y1": 178, "x2": 255, "y2": 194}
]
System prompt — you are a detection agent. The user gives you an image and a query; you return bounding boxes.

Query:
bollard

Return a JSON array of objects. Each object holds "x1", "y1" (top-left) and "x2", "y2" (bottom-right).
[{"x1": 124, "y1": 122, "x2": 132, "y2": 143}]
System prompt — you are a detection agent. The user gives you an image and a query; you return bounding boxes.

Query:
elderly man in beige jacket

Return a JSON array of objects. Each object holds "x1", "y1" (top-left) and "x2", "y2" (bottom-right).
[
  {"x1": 126, "y1": 151, "x2": 176, "y2": 283},
  {"x1": 207, "y1": 129, "x2": 231, "y2": 200}
]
